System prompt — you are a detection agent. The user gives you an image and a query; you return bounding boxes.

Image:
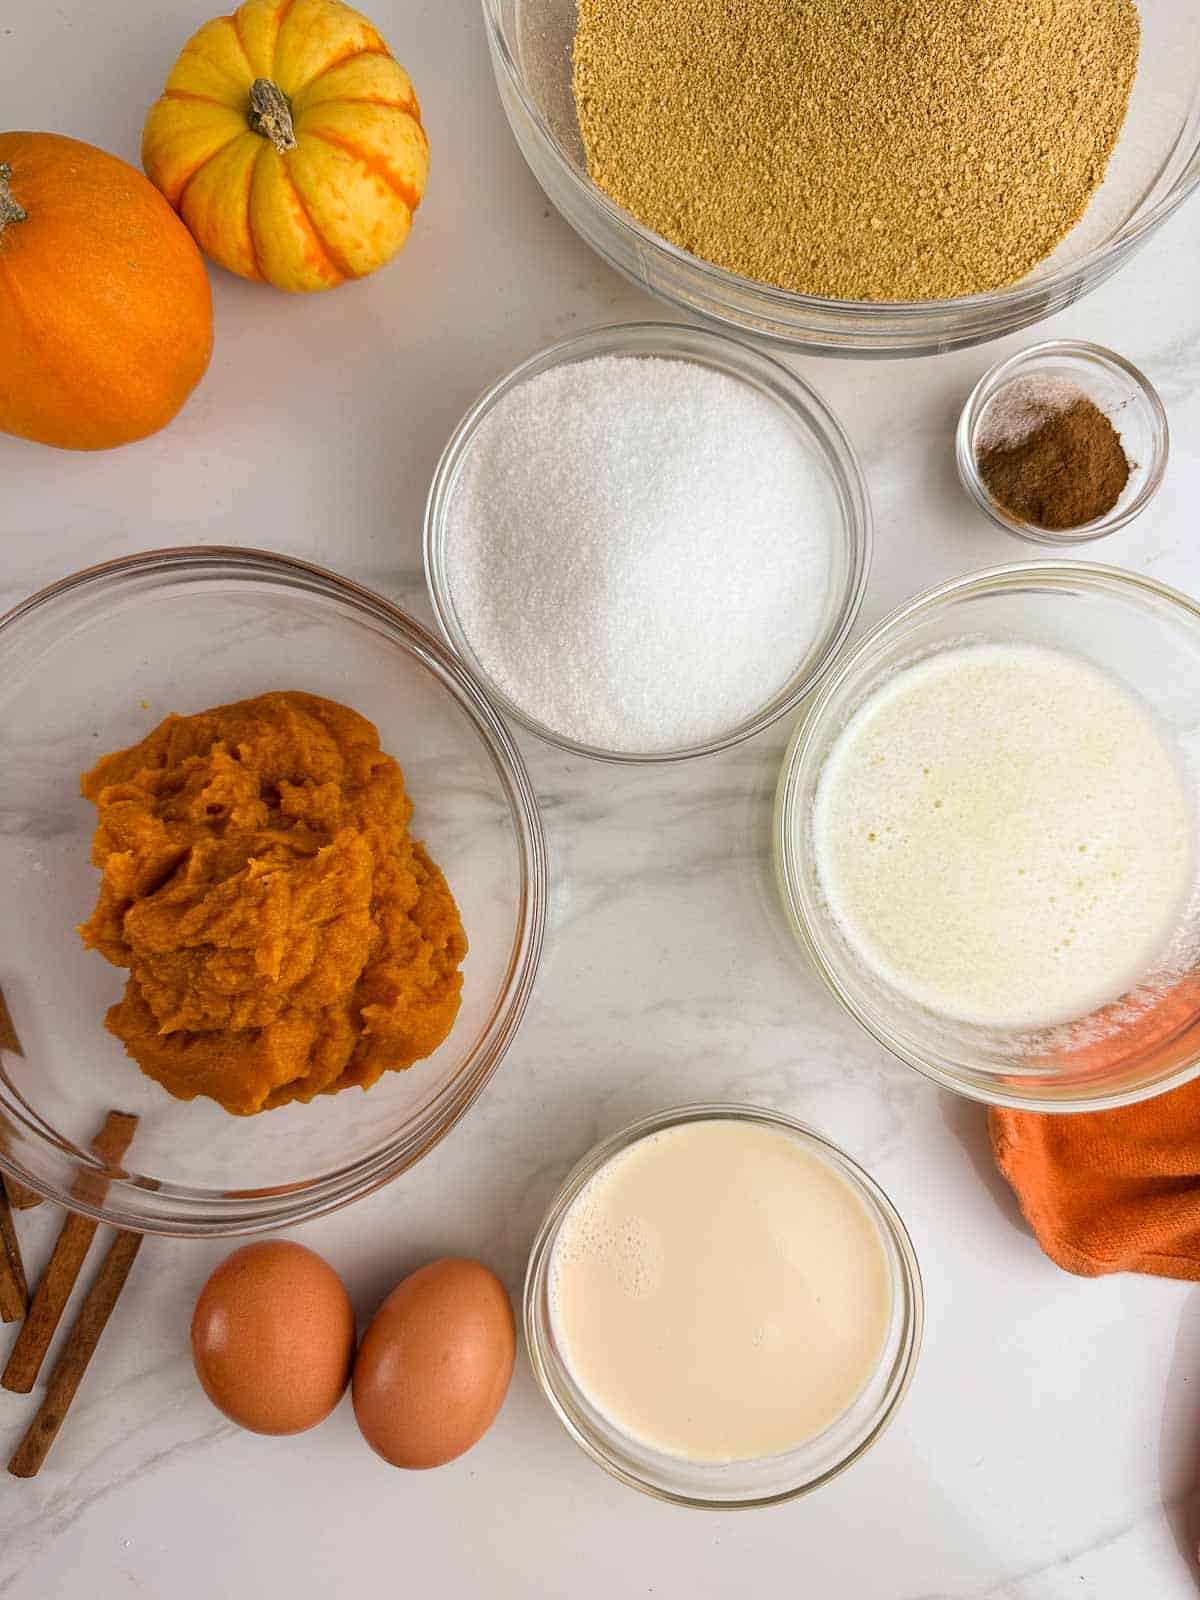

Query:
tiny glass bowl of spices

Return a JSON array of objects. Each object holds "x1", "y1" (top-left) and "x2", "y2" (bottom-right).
[{"x1": 956, "y1": 341, "x2": 1169, "y2": 546}]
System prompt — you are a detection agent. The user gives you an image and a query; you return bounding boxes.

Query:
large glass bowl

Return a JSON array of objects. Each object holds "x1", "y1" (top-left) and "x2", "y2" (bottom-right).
[
  {"x1": 0, "y1": 549, "x2": 547, "y2": 1235},
  {"x1": 484, "y1": 0, "x2": 1200, "y2": 358},
  {"x1": 524, "y1": 1104, "x2": 923, "y2": 1509},
  {"x1": 775, "y1": 564, "x2": 1200, "y2": 1112}
]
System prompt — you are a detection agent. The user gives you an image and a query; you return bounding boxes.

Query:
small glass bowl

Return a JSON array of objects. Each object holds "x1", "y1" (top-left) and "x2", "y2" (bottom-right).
[
  {"x1": 0, "y1": 548, "x2": 547, "y2": 1235},
  {"x1": 956, "y1": 341, "x2": 1170, "y2": 545},
  {"x1": 424, "y1": 321, "x2": 872, "y2": 764},
  {"x1": 524, "y1": 1103, "x2": 923, "y2": 1509},
  {"x1": 775, "y1": 563, "x2": 1200, "y2": 1112}
]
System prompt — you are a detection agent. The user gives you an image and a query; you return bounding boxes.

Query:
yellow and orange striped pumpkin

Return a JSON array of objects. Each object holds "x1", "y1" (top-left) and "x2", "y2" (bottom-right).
[{"x1": 142, "y1": 0, "x2": 428, "y2": 293}]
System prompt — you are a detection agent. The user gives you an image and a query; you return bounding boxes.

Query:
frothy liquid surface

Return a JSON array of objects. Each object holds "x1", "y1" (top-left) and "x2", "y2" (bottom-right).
[
  {"x1": 813, "y1": 643, "x2": 1194, "y2": 1031},
  {"x1": 549, "y1": 1120, "x2": 893, "y2": 1464}
]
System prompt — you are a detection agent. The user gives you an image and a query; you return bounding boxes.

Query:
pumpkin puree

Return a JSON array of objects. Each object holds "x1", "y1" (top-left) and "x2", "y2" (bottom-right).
[{"x1": 78, "y1": 692, "x2": 467, "y2": 1116}]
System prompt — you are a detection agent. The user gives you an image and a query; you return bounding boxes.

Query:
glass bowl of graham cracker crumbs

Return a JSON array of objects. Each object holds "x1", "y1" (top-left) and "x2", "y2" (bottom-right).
[
  {"x1": 956, "y1": 341, "x2": 1170, "y2": 545},
  {"x1": 483, "y1": 0, "x2": 1200, "y2": 358}
]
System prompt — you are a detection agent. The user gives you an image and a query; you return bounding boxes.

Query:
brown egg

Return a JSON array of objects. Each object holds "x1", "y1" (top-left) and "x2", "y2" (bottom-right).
[
  {"x1": 352, "y1": 1257, "x2": 516, "y2": 1469},
  {"x1": 191, "y1": 1240, "x2": 355, "y2": 1436}
]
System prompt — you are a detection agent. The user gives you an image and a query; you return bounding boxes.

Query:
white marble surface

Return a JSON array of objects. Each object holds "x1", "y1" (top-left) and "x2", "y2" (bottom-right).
[{"x1": 3, "y1": 2, "x2": 1200, "y2": 1594}]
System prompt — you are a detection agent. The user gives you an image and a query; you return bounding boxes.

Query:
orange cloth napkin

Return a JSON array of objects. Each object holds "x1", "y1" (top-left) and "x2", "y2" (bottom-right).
[{"x1": 992, "y1": 1077, "x2": 1200, "y2": 1280}]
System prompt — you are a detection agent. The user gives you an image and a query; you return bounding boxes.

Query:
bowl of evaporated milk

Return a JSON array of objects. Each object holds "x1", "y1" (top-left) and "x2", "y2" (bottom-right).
[
  {"x1": 524, "y1": 1104, "x2": 922, "y2": 1508},
  {"x1": 776, "y1": 563, "x2": 1200, "y2": 1113}
]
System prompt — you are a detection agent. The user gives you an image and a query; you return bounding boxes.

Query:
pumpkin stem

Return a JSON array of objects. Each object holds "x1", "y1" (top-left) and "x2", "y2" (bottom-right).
[
  {"x1": 0, "y1": 164, "x2": 27, "y2": 234},
  {"x1": 248, "y1": 78, "x2": 298, "y2": 155}
]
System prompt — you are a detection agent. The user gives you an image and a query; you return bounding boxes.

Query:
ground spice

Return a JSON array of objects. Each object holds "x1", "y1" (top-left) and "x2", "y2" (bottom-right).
[
  {"x1": 573, "y1": 0, "x2": 1141, "y2": 303},
  {"x1": 976, "y1": 377, "x2": 1130, "y2": 530}
]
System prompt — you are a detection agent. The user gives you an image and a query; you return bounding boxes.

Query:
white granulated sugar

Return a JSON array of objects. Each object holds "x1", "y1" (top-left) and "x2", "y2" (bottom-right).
[{"x1": 444, "y1": 355, "x2": 834, "y2": 754}]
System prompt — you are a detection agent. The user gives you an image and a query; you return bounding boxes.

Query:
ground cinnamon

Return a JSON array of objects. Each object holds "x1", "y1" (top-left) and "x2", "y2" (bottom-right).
[{"x1": 976, "y1": 377, "x2": 1130, "y2": 530}]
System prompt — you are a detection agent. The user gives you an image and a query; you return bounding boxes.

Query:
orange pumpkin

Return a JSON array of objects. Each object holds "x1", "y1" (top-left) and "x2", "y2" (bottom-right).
[
  {"x1": 0, "y1": 132, "x2": 213, "y2": 452},
  {"x1": 142, "y1": 0, "x2": 429, "y2": 293}
]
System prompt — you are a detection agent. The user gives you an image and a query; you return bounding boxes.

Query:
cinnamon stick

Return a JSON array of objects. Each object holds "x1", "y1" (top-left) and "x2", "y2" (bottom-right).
[
  {"x1": 0, "y1": 983, "x2": 23, "y2": 1055},
  {"x1": 7, "y1": 1228, "x2": 143, "y2": 1478},
  {"x1": 0, "y1": 987, "x2": 40, "y2": 1208},
  {"x1": 73, "y1": 1110, "x2": 139, "y2": 1211},
  {"x1": 0, "y1": 1180, "x2": 27, "y2": 1322},
  {"x1": 3, "y1": 1174, "x2": 44, "y2": 1211},
  {"x1": 1, "y1": 1110, "x2": 138, "y2": 1394},
  {"x1": 2, "y1": 1212, "x2": 96, "y2": 1391}
]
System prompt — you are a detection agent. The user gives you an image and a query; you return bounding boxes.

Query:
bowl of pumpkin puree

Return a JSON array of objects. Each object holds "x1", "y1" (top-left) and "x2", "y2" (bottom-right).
[
  {"x1": 0, "y1": 549, "x2": 546, "y2": 1235},
  {"x1": 79, "y1": 691, "x2": 470, "y2": 1118}
]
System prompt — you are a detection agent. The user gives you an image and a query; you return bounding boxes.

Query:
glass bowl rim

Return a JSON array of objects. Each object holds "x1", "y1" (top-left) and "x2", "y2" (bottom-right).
[
  {"x1": 523, "y1": 1100, "x2": 924, "y2": 1509},
  {"x1": 774, "y1": 559, "x2": 1200, "y2": 1113},
  {"x1": 0, "y1": 544, "x2": 549, "y2": 1237},
  {"x1": 955, "y1": 340, "x2": 1171, "y2": 545},
  {"x1": 481, "y1": 0, "x2": 1200, "y2": 322},
  {"x1": 424, "y1": 318, "x2": 873, "y2": 763}
]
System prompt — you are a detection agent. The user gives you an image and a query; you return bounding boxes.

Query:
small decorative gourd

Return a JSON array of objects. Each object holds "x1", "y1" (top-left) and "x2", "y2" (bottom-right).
[{"x1": 142, "y1": 0, "x2": 429, "y2": 293}]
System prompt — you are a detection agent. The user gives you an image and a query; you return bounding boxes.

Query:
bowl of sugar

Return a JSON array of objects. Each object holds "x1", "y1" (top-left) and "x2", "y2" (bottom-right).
[{"x1": 424, "y1": 322, "x2": 871, "y2": 762}]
